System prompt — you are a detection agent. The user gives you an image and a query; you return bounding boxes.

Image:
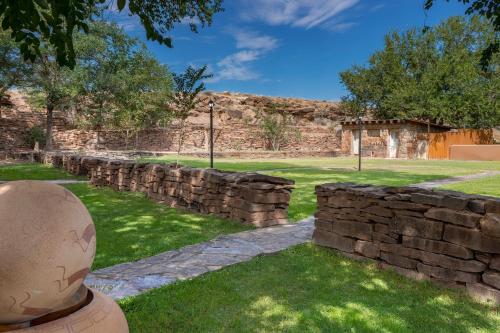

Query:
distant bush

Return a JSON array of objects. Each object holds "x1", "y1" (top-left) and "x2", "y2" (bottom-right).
[{"x1": 24, "y1": 126, "x2": 46, "y2": 149}]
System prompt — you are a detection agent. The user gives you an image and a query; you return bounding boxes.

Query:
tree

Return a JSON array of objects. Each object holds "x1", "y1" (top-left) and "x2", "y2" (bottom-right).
[
  {"x1": 424, "y1": 0, "x2": 499, "y2": 67},
  {"x1": 73, "y1": 21, "x2": 173, "y2": 149},
  {"x1": 26, "y1": 45, "x2": 78, "y2": 150},
  {"x1": 340, "y1": 16, "x2": 499, "y2": 129},
  {"x1": 0, "y1": 0, "x2": 223, "y2": 68},
  {"x1": 254, "y1": 104, "x2": 301, "y2": 151},
  {"x1": 171, "y1": 65, "x2": 212, "y2": 155},
  {"x1": 0, "y1": 29, "x2": 31, "y2": 103},
  {"x1": 113, "y1": 46, "x2": 173, "y2": 149}
]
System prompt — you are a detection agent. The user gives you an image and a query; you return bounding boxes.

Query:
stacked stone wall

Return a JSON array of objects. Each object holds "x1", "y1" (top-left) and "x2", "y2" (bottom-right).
[
  {"x1": 37, "y1": 152, "x2": 294, "y2": 228},
  {"x1": 313, "y1": 183, "x2": 500, "y2": 304}
]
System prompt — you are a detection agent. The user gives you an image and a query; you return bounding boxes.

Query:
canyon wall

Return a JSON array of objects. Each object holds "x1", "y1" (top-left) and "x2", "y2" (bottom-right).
[{"x1": 1, "y1": 91, "x2": 345, "y2": 155}]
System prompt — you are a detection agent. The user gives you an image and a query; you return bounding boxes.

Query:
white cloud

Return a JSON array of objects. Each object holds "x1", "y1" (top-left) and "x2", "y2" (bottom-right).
[
  {"x1": 209, "y1": 31, "x2": 279, "y2": 82},
  {"x1": 323, "y1": 21, "x2": 358, "y2": 32},
  {"x1": 239, "y1": 0, "x2": 359, "y2": 29},
  {"x1": 233, "y1": 30, "x2": 279, "y2": 51}
]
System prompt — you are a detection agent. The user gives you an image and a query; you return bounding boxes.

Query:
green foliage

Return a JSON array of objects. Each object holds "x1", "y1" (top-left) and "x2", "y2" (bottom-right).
[
  {"x1": 254, "y1": 104, "x2": 301, "y2": 151},
  {"x1": 424, "y1": 0, "x2": 499, "y2": 67},
  {"x1": 171, "y1": 65, "x2": 212, "y2": 154},
  {"x1": 340, "y1": 16, "x2": 499, "y2": 128},
  {"x1": 23, "y1": 126, "x2": 46, "y2": 149},
  {"x1": 0, "y1": 0, "x2": 223, "y2": 68},
  {"x1": 0, "y1": 29, "x2": 31, "y2": 99},
  {"x1": 66, "y1": 21, "x2": 174, "y2": 150}
]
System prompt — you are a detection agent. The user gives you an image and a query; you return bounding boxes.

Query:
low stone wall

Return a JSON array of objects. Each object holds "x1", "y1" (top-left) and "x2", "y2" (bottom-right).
[
  {"x1": 313, "y1": 183, "x2": 500, "y2": 305},
  {"x1": 37, "y1": 152, "x2": 294, "y2": 227}
]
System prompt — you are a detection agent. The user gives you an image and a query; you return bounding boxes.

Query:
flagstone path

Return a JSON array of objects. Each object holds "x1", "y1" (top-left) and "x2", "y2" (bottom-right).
[
  {"x1": 412, "y1": 171, "x2": 500, "y2": 189},
  {"x1": 85, "y1": 217, "x2": 314, "y2": 299}
]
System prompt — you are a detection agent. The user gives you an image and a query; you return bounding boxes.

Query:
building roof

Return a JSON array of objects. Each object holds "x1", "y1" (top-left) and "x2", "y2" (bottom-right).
[{"x1": 340, "y1": 119, "x2": 451, "y2": 130}]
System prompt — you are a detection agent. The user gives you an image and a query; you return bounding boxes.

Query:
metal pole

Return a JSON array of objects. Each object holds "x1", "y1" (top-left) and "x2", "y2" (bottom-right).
[
  {"x1": 358, "y1": 116, "x2": 362, "y2": 171},
  {"x1": 210, "y1": 105, "x2": 214, "y2": 169}
]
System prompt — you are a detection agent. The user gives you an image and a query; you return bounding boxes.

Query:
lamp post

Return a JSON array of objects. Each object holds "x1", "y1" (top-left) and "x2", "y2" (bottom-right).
[
  {"x1": 209, "y1": 99, "x2": 215, "y2": 168},
  {"x1": 357, "y1": 115, "x2": 362, "y2": 171}
]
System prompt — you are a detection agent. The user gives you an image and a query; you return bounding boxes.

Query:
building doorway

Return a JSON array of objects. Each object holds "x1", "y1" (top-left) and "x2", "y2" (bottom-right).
[
  {"x1": 352, "y1": 130, "x2": 359, "y2": 155},
  {"x1": 388, "y1": 131, "x2": 399, "y2": 158}
]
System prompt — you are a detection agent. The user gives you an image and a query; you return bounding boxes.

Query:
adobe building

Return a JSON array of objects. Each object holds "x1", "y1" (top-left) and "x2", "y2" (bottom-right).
[{"x1": 340, "y1": 119, "x2": 450, "y2": 159}]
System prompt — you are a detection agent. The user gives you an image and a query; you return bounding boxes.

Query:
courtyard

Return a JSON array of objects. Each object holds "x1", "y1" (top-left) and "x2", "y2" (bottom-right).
[
  {"x1": 1, "y1": 157, "x2": 499, "y2": 332},
  {"x1": 0, "y1": 1, "x2": 499, "y2": 332}
]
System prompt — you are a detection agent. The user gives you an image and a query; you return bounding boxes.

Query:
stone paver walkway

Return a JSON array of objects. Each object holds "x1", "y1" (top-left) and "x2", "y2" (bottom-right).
[
  {"x1": 412, "y1": 171, "x2": 500, "y2": 189},
  {"x1": 0, "y1": 179, "x2": 88, "y2": 185},
  {"x1": 85, "y1": 217, "x2": 314, "y2": 299}
]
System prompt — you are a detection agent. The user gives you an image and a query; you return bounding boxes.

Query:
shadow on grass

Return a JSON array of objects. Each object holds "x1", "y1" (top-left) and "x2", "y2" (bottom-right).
[
  {"x1": 65, "y1": 184, "x2": 252, "y2": 270},
  {"x1": 120, "y1": 244, "x2": 499, "y2": 333}
]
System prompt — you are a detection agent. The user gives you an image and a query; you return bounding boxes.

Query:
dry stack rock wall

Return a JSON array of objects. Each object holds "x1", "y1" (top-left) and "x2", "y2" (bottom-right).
[
  {"x1": 37, "y1": 152, "x2": 294, "y2": 227},
  {"x1": 313, "y1": 183, "x2": 500, "y2": 305}
]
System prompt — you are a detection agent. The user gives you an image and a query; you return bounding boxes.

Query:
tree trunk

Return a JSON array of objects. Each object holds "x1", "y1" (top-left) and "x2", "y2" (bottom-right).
[
  {"x1": 177, "y1": 120, "x2": 185, "y2": 156},
  {"x1": 45, "y1": 103, "x2": 54, "y2": 151},
  {"x1": 96, "y1": 129, "x2": 100, "y2": 151},
  {"x1": 125, "y1": 129, "x2": 129, "y2": 150}
]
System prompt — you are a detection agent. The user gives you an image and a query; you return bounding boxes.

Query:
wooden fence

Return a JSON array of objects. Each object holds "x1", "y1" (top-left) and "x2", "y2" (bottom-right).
[{"x1": 428, "y1": 129, "x2": 493, "y2": 160}]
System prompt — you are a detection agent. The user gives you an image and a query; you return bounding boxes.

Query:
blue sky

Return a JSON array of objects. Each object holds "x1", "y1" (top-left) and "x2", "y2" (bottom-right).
[{"x1": 110, "y1": 0, "x2": 469, "y2": 101}]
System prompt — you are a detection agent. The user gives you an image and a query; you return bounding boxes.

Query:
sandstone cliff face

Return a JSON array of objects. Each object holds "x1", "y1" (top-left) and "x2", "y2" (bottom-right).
[
  {"x1": 1, "y1": 90, "x2": 345, "y2": 153},
  {"x1": 190, "y1": 92, "x2": 344, "y2": 127}
]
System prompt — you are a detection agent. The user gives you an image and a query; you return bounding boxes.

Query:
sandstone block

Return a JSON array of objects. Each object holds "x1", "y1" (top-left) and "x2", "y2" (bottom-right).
[
  {"x1": 411, "y1": 193, "x2": 444, "y2": 206},
  {"x1": 491, "y1": 255, "x2": 500, "y2": 270},
  {"x1": 379, "y1": 262, "x2": 429, "y2": 281},
  {"x1": 361, "y1": 205, "x2": 393, "y2": 218},
  {"x1": 374, "y1": 223, "x2": 389, "y2": 234},
  {"x1": 393, "y1": 210, "x2": 424, "y2": 218},
  {"x1": 443, "y1": 225, "x2": 500, "y2": 254},
  {"x1": 355, "y1": 240, "x2": 380, "y2": 259},
  {"x1": 331, "y1": 220, "x2": 373, "y2": 241},
  {"x1": 424, "y1": 208, "x2": 481, "y2": 228},
  {"x1": 391, "y1": 215, "x2": 443, "y2": 240},
  {"x1": 417, "y1": 263, "x2": 480, "y2": 283},
  {"x1": 483, "y1": 271, "x2": 500, "y2": 289},
  {"x1": 468, "y1": 200, "x2": 486, "y2": 214},
  {"x1": 380, "y1": 252, "x2": 419, "y2": 269},
  {"x1": 485, "y1": 200, "x2": 500, "y2": 214},
  {"x1": 373, "y1": 232, "x2": 399, "y2": 244},
  {"x1": 379, "y1": 201, "x2": 429, "y2": 211},
  {"x1": 315, "y1": 220, "x2": 332, "y2": 232},
  {"x1": 362, "y1": 212, "x2": 393, "y2": 224},
  {"x1": 467, "y1": 283, "x2": 500, "y2": 305},
  {"x1": 313, "y1": 229, "x2": 356, "y2": 253},
  {"x1": 402, "y1": 236, "x2": 473, "y2": 259},
  {"x1": 381, "y1": 243, "x2": 486, "y2": 272},
  {"x1": 480, "y1": 213, "x2": 500, "y2": 238}
]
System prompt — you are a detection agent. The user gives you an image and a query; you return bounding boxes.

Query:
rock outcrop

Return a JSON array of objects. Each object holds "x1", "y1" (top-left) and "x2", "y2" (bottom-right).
[{"x1": 1, "y1": 91, "x2": 345, "y2": 154}]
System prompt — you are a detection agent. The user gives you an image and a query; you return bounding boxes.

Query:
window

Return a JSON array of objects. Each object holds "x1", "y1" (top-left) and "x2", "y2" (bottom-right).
[{"x1": 367, "y1": 129, "x2": 380, "y2": 137}]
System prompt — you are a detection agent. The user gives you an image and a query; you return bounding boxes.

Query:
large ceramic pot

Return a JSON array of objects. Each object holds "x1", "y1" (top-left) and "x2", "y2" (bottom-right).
[{"x1": 2, "y1": 289, "x2": 129, "y2": 333}]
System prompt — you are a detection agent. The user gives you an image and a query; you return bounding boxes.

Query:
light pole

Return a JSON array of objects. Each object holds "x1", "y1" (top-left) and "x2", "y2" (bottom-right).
[
  {"x1": 357, "y1": 115, "x2": 362, "y2": 171},
  {"x1": 209, "y1": 99, "x2": 215, "y2": 168}
]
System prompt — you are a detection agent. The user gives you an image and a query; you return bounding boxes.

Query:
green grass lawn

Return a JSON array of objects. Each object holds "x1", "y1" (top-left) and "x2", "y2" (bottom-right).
[
  {"x1": 66, "y1": 184, "x2": 252, "y2": 270},
  {"x1": 120, "y1": 244, "x2": 500, "y2": 333},
  {"x1": 0, "y1": 162, "x2": 82, "y2": 180},
  {"x1": 144, "y1": 156, "x2": 500, "y2": 220},
  {"x1": 440, "y1": 174, "x2": 500, "y2": 198}
]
